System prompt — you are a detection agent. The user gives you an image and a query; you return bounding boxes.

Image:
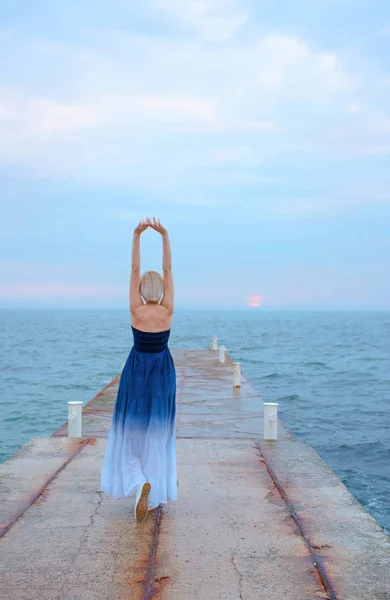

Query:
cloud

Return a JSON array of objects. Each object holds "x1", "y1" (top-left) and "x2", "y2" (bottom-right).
[
  {"x1": 0, "y1": 258, "x2": 127, "y2": 302},
  {"x1": 274, "y1": 198, "x2": 346, "y2": 216},
  {"x1": 0, "y1": 32, "x2": 357, "y2": 177},
  {"x1": 0, "y1": 94, "x2": 100, "y2": 135},
  {"x1": 154, "y1": 0, "x2": 248, "y2": 41},
  {"x1": 0, "y1": 0, "x2": 388, "y2": 211},
  {"x1": 136, "y1": 94, "x2": 215, "y2": 121},
  {"x1": 27, "y1": 98, "x2": 102, "y2": 135},
  {"x1": 0, "y1": 283, "x2": 125, "y2": 300},
  {"x1": 0, "y1": 103, "x2": 11, "y2": 118},
  {"x1": 0, "y1": 1, "x2": 389, "y2": 309},
  {"x1": 345, "y1": 103, "x2": 361, "y2": 115},
  {"x1": 364, "y1": 145, "x2": 390, "y2": 156},
  {"x1": 0, "y1": 89, "x2": 216, "y2": 134}
]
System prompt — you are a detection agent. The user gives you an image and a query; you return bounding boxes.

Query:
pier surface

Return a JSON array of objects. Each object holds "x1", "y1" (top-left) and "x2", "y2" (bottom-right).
[{"x1": 1, "y1": 348, "x2": 389, "y2": 599}]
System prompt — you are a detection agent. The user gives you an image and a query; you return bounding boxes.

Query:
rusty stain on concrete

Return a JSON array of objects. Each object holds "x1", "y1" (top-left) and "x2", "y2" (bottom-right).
[
  {"x1": 0, "y1": 437, "x2": 92, "y2": 539},
  {"x1": 0, "y1": 348, "x2": 389, "y2": 599},
  {"x1": 142, "y1": 505, "x2": 164, "y2": 600},
  {"x1": 255, "y1": 442, "x2": 339, "y2": 600}
]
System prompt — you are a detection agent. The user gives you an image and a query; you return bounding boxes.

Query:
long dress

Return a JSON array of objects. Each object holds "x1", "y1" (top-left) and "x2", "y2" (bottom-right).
[{"x1": 100, "y1": 326, "x2": 177, "y2": 507}]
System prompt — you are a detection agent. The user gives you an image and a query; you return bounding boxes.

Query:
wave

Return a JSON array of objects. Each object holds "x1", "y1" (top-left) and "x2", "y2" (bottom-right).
[
  {"x1": 330, "y1": 441, "x2": 389, "y2": 451},
  {"x1": 301, "y1": 361, "x2": 329, "y2": 368},
  {"x1": 278, "y1": 394, "x2": 301, "y2": 402},
  {"x1": 260, "y1": 372, "x2": 281, "y2": 380}
]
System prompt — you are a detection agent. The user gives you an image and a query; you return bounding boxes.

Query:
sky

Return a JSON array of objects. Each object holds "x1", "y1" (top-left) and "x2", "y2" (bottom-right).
[{"x1": 0, "y1": 0, "x2": 389, "y2": 310}]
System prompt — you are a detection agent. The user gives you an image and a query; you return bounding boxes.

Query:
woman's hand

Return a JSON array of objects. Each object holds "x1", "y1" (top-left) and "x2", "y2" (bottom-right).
[
  {"x1": 134, "y1": 218, "x2": 150, "y2": 236},
  {"x1": 149, "y1": 217, "x2": 168, "y2": 237}
]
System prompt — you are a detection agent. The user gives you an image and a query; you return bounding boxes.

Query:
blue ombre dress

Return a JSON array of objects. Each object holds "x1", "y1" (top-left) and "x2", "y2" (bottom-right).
[{"x1": 100, "y1": 326, "x2": 177, "y2": 507}]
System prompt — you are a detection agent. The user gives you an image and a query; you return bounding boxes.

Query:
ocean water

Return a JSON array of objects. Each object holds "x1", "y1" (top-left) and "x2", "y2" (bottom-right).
[{"x1": 0, "y1": 308, "x2": 389, "y2": 534}]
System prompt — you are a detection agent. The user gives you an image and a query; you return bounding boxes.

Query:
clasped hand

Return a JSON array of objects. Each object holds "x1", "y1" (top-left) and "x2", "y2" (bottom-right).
[{"x1": 134, "y1": 217, "x2": 168, "y2": 236}]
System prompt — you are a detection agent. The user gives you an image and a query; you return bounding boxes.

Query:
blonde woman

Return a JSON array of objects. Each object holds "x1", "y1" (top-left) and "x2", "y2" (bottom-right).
[{"x1": 100, "y1": 217, "x2": 177, "y2": 522}]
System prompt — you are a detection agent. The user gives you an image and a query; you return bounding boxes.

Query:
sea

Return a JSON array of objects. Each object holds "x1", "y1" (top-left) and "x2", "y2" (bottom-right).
[{"x1": 0, "y1": 308, "x2": 389, "y2": 535}]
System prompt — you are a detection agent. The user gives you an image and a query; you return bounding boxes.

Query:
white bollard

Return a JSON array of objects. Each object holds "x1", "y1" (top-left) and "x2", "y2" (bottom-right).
[
  {"x1": 263, "y1": 402, "x2": 278, "y2": 440},
  {"x1": 212, "y1": 337, "x2": 218, "y2": 350},
  {"x1": 232, "y1": 363, "x2": 241, "y2": 387},
  {"x1": 219, "y1": 345, "x2": 226, "y2": 363},
  {"x1": 68, "y1": 401, "x2": 83, "y2": 437}
]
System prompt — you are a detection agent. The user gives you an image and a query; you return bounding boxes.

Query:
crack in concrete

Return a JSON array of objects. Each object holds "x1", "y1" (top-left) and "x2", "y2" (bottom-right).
[
  {"x1": 77, "y1": 490, "x2": 104, "y2": 547},
  {"x1": 211, "y1": 442, "x2": 221, "y2": 461},
  {"x1": 231, "y1": 550, "x2": 244, "y2": 600},
  {"x1": 55, "y1": 490, "x2": 105, "y2": 599}
]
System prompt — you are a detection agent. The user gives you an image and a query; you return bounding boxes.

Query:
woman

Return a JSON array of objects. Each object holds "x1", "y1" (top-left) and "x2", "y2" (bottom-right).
[{"x1": 100, "y1": 217, "x2": 177, "y2": 522}]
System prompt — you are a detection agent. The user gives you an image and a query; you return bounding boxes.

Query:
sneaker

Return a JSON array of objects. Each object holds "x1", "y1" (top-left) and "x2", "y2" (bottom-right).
[{"x1": 134, "y1": 482, "x2": 151, "y2": 523}]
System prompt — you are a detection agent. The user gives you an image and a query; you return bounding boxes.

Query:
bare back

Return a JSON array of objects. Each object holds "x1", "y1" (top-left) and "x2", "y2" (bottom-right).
[
  {"x1": 131, "y1": 303, "x2": 172, "y2": 333},
  {"x1": 130, "y1": 217, "x2": 174, "y2": 333}
]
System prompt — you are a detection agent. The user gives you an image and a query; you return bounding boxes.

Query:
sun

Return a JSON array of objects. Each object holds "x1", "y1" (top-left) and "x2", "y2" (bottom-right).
[{"x1": 248, "y1": 294, "x2": 262, "y2": 308}]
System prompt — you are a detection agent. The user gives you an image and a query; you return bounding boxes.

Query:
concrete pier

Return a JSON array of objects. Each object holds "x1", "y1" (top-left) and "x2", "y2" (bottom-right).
[{"x1": 0, "y1": 348, "x2": 389, "y2": 599}]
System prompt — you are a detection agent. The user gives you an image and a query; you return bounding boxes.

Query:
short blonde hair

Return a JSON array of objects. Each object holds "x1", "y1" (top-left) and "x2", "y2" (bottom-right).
[{"x1": 139, "y1": 270, "x2": 164, "y2": 304}]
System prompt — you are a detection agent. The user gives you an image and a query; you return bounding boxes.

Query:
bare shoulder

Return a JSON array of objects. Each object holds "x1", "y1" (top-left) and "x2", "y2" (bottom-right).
[
  {"x1": 154, "y1": 304, "x2": 173, "y2": 326},
  {"x1": 130, "y1": 303, "x2": 148, "y2": 322},
  {"x1": 131, "y1": 304, "x2": 172, "y2": 331},
  {"x1": 156, "y1": 304, "x2": 172, "y2": 316}
]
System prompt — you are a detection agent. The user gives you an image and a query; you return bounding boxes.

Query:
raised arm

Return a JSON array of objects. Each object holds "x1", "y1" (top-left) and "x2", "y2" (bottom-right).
[
  {"x1": 150, "y1": 218, "x2": 174, "y2": 315},
  {"x1": 129, "y1": 218, "x2": 149, "y2": 315}
]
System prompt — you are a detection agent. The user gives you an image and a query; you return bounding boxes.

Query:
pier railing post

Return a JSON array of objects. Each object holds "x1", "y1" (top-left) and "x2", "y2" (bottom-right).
[
  {"x1": 264, "y1": 402, "x2": 278, "y2": 440},
  {"x1": 232, "y1": 363, "x2": 241, "y2": 387},
  {"x1": 211, "y1": 337, "x2": 218, "y2": 350},
  {"x1": 68, "y1": 401, "x2": 83, "y2": 437},
  {"x1": 219, "y1": 345, "x2": 226, "y2": 363}
]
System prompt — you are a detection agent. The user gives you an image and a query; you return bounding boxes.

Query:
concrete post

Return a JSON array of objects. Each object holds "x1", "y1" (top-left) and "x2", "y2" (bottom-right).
[
  {"x1": 212, "y1": 337, "x2": 218, "y2": 350},
  {"x1": 219, "y1": 345, "x2": 226, "y2": 363},
  {"x1": 68, "y1": 401, "x2": 83, "y2": 437},
  {"x1": 264, "y1": 402, "x2": 278, "y2": 440},
  {"x1": 232, "y1": 363, "x2": 241, "y2": 387}
]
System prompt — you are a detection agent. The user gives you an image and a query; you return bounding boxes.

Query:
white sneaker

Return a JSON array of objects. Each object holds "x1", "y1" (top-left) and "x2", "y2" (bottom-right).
[{"x1": 134, "y1": 482, "x2": 151, "y2": 523}]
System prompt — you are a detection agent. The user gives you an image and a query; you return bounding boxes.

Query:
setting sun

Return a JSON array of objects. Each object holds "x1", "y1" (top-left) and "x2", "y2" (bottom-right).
[{"x1": 248, "y1": 294, "x2": 262, "y2": 308}]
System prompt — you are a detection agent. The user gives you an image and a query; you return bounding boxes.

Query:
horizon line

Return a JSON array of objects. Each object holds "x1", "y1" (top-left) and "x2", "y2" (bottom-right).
[{"x1": 0, "y1": 306, "x2": 389, "y2": 312}]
